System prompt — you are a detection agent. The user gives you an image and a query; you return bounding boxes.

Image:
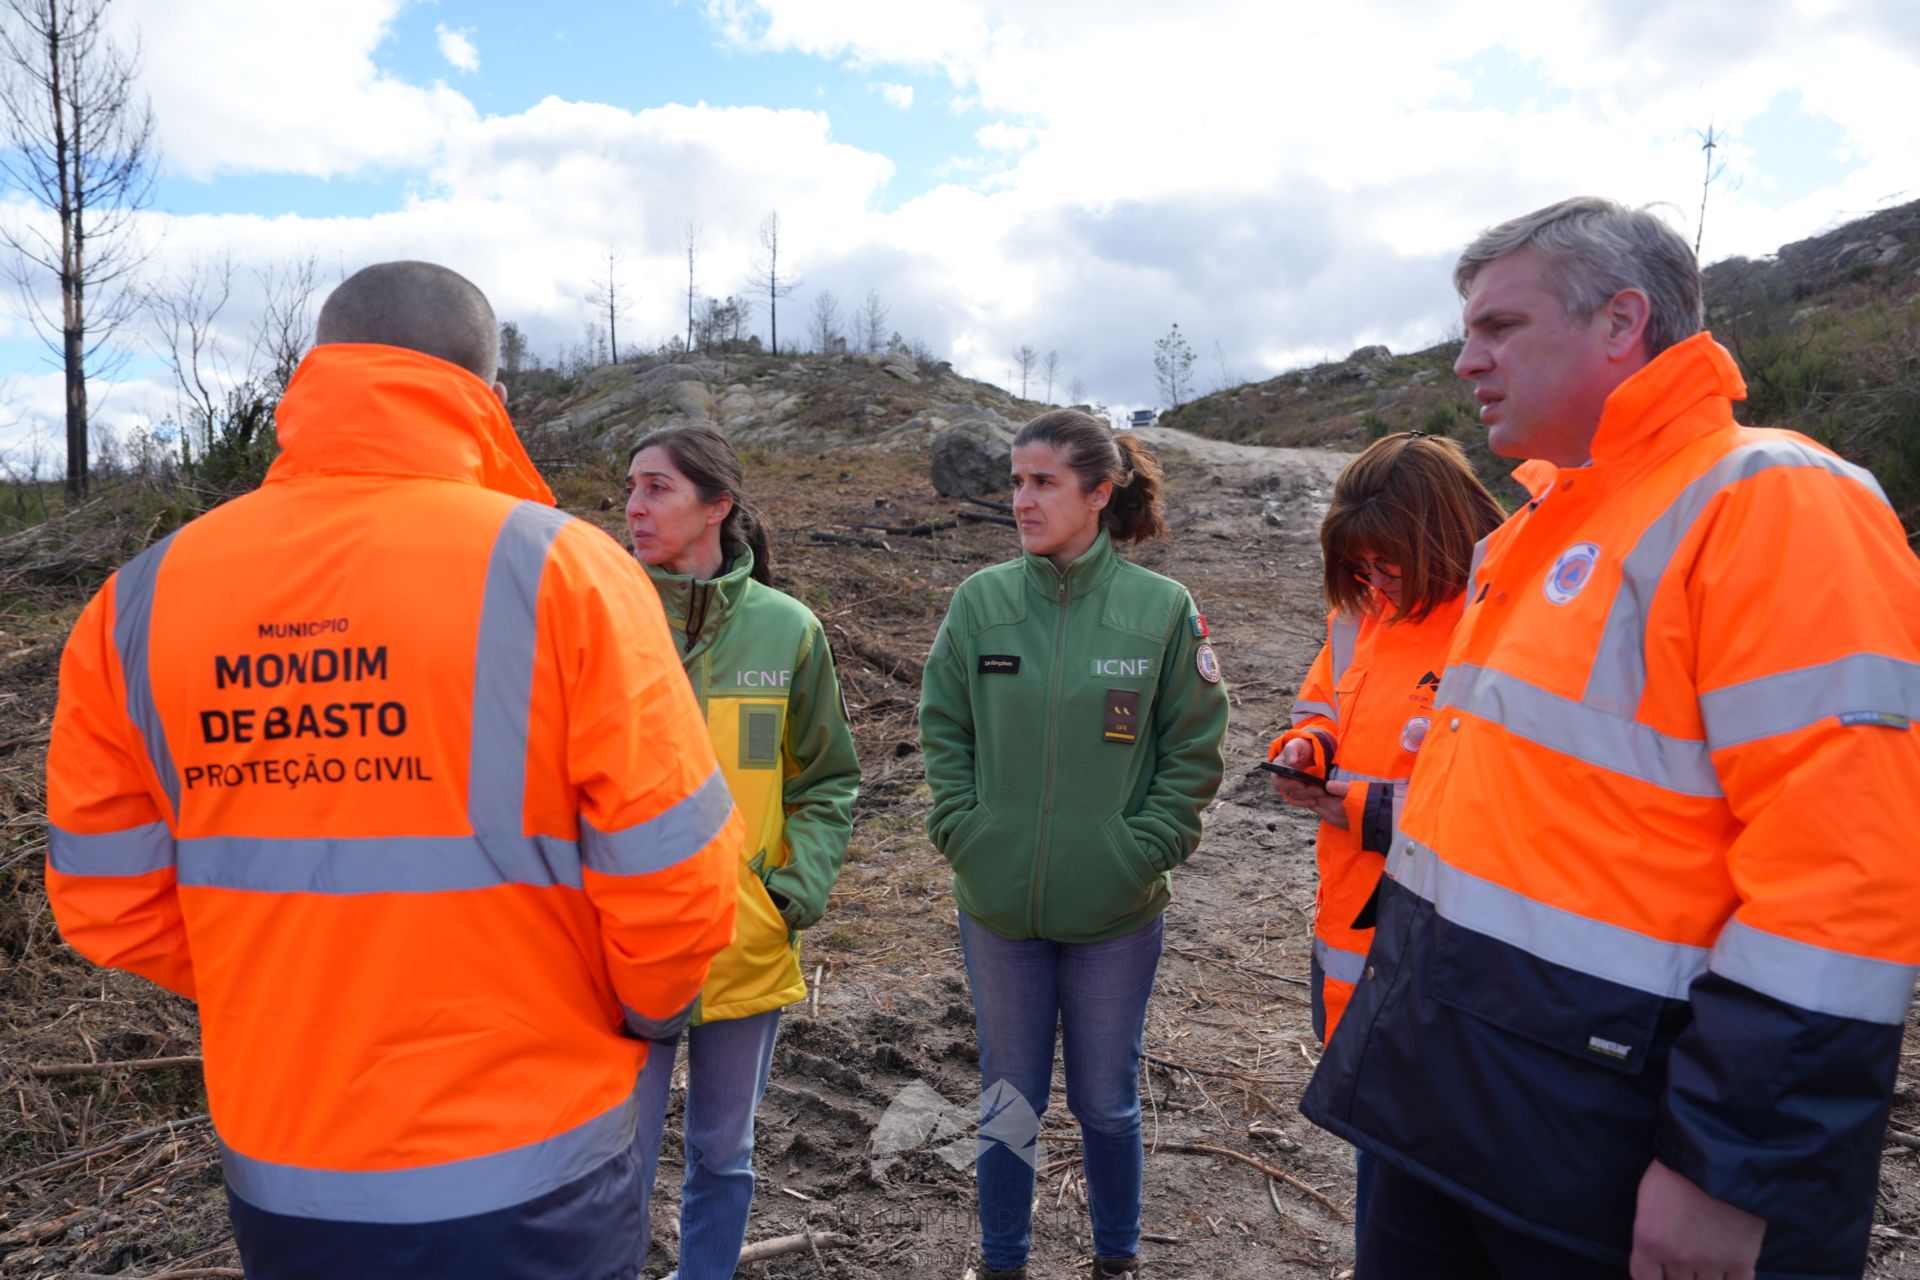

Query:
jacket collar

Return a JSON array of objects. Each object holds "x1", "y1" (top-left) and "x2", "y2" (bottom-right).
[
  {"x1": 644, "y1": 542, "x2": 755, "y2": 652},
  {"x1": 264, "y1": 343, "x2": 555, "y2": 504},
  {"x1": 1585, "y1": 332, "x2": 1746, "y2": 469},
  {"x1": 1023, "y1": 528, "x2": 1121, "y2": 602}
]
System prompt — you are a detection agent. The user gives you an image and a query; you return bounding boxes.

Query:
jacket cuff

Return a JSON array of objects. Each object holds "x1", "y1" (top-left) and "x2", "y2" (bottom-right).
[
  {"x1": 1355, "y1": 782, "x2": 1396, "y2": 855},
  {"x1": 622, "y1": 993, "x2": 700, "y2": 1043},
  {"x1": 1657, "y1": 971, "x2": 1901, "y2": 1230},
  {"x1": 763, "y1": 868, "x2": 821, "y2": 930},
  {"x1": 1269, "y1": 728, "x2": 1336, "y2": 777}
]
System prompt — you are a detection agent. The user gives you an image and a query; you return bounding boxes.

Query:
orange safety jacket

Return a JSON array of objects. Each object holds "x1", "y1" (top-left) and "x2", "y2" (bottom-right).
[
  {"x1": 44, "y1": 344, "x2": 740, "y2": 1269},
  {"x1": 1304, "y1": 333, "x2": 1920, "y2": 1276},
  {"x1": 1270, "y1": 594, "x2": 1461, "y2": 1041}
]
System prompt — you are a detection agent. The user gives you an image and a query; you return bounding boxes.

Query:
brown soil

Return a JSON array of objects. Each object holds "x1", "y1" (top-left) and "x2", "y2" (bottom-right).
[{"x1": 4, "y1": 427, "x2": 1919, "y2": 1278}]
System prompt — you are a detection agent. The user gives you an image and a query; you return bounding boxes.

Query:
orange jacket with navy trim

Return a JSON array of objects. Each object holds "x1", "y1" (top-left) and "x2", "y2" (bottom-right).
[
  {"x1": 1271, "y1": 595, "x2": 1461, "y2": 1042},
  {"x1": 45, "y1": 344, "x2": 740, "y2": 1272},
  {"x1": 1303, "y1": 333, "x2": 1920, "y2": 1276}
]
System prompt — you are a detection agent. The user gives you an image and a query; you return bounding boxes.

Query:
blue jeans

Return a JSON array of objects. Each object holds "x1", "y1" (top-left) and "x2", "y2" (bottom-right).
[
  {"x1": 958, "y1": 911, "x2": 1165, "y2": 1270},
  {"x1": 632, "y1": 1009, "x2": 783, "y2": 1280}
]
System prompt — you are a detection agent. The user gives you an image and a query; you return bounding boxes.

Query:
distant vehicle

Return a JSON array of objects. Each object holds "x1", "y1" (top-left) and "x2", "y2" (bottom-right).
[{"x1": 1127, "y1": 409, "x2": 1157, "y2": 430}]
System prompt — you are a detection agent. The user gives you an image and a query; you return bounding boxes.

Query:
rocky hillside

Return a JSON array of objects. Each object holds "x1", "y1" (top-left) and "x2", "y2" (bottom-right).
[
  {"x1": 505, "y1": 347, "x2": 1048, "y2": 465},
  {"x1": 1163, "y1": 198, "x2": 1920, "y2": 530}
]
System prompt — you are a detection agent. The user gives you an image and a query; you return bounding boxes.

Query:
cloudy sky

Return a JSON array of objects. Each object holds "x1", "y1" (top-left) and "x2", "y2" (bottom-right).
[{"x1": 2, "y1": 0, "x2": 1917, "y2": 464}]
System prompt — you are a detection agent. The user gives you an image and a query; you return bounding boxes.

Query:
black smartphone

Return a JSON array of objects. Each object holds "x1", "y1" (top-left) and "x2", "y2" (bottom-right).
[{"x1": 1258, "y1": 760, "x2": 1328, "y2": 791}]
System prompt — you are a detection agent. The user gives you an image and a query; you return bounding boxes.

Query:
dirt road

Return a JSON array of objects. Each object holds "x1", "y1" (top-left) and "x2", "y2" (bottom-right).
[{"x1": 670, "y1": 430, "x2": 1362, "y2": 1280}]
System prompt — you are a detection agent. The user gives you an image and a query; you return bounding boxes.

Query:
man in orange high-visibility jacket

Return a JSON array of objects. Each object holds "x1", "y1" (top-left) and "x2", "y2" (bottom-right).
[
  {"x1": 1303, "y1": 199, "x2": 1920, "y2": 1280},
  {"x1": 45, "y1": 261, "x2": 740, "y2": 1280}
]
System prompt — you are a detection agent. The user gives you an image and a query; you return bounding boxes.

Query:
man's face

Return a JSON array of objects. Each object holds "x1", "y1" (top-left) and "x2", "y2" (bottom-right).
[{"x1": 1453, "y1": 248, "x2": 1619, "y2": 467}]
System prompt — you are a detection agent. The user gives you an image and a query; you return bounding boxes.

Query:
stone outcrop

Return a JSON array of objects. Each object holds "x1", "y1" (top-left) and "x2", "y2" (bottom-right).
[{"x1": 929, "y1": 410, "x2": 1017, "y2": 498}]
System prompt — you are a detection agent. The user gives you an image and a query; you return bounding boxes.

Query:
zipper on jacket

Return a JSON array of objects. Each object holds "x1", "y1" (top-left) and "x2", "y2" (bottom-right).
[{"x1": 1030, "y1": 571, "x2": 1070, "y2": 935}]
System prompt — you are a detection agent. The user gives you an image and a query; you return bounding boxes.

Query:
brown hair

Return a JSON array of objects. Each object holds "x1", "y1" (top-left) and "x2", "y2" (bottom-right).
[
  {"x1": 629, "y1": 424, "x2": 773, "y2": 585},
  {"x1": 1012, "y1": 408, "x2": 1168, "y2": 545},
  {"x1": 1322, "y1": 432, "x2": 1505, "y2": 623}
]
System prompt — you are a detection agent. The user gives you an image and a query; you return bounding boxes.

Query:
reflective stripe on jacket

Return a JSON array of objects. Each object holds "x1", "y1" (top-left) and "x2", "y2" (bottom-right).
[
  {"x1": 45, "y1": 344, "x2": 740, "y2": 1267},
  {"x1": 1303, "y1": 333, "x2": 1920, "y2": 1277},
  {"x1": 1272, "y1": 595, "x2": 1460, "y2": 1041},
  {"x1": 643, "y1": 547, "x2": 860, "y2": 1023}
]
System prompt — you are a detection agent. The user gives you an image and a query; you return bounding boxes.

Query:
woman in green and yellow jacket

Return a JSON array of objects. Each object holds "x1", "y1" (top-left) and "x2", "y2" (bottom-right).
[
  {"x1": 919, "y1": 409, "x2": 1229, "y2": 1280},
  {"x1": 624, "y1": 424, "x2": 860, "y2": 1280}
]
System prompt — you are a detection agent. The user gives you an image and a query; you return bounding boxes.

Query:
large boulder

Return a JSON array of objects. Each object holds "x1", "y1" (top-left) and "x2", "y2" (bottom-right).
[{"x1": 930, "y1": 413, "x2": 1016, "y2": 498}]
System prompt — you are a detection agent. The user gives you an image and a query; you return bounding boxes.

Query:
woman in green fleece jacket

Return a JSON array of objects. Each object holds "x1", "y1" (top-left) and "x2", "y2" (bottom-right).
[
  {"x1": 624, "y1": 424, "x2": 861, "y2": 1280},
  {"x1": 919, "y1": 408, "x2": 1230, "y2": 1280}
]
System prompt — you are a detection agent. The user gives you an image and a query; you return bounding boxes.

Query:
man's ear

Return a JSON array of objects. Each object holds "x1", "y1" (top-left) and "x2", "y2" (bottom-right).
[
  {"x1": 493, "y1": 380, "x2": 509, "y2": 405},
  {"x1": 1602, "y1": 289, "x2": 1652, "y2": 361}
]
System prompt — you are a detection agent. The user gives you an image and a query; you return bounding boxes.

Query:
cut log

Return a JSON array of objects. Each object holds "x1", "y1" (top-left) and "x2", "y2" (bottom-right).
[
  {"x1": 852, "y1": 520, "x2": 959, "y2": 537},
  {"x1": 959, "y1": 510, "x2": 1017, "y2": 529},
  {"x1": 810, "y1": 531, "x2": 893, "y2": 551},
  {"x1": 833, "y1": 625, "x2": 925, "y2": 685},
  {"x1": 28, "y1": 1055, "x2": 202, "y2": 1079},
  {"x1": 734, "y1": 1229, "x2": 848, "y2": 1265}
]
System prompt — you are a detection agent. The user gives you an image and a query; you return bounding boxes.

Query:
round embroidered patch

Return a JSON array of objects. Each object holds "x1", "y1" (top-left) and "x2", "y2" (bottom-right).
[
  {"x1": 1544, "y1": 542, "x2": 1601, "y2": 605},
  {"x1": 1195, "y1": 642, "x2": 1222, "y2": 684},
  {"x1": 1400, "y1": 716, "x2": 1431, "y2": 753}
]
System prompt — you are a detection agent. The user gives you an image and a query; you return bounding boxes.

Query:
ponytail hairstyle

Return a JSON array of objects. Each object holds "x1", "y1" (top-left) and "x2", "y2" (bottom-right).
[
  {"x1": 1012, "y1": 408, "x2": 1169, "y2": 545},
  {"x1": 628, "y1": 424, "x2": 774, "y2": 585}
]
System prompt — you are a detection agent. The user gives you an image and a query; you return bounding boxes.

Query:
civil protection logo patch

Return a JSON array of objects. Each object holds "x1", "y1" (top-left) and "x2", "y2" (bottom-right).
[{"x1": 1544, "y1": 542, "x2": 1601, "y2": 605}]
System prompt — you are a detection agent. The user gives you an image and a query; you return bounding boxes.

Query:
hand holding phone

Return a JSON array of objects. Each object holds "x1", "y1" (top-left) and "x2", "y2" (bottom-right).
[{"x1": 1259, "y1": 760, "x2": 1328, "y2": 791}]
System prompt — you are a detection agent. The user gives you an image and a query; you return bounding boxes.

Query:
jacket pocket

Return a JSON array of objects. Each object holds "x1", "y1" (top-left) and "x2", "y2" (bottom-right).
[
  {"x1": 943, "y1": 801, "x2": 994, "y2": 872},
  {"x1": 1039, "y1": 813, "x2": 1160, "y2": 936},
  {"x1": 1332, "y1": 664, "x2": 1366, "y2": 730},
  {"x1": 734, "y1": 853, "x2": 795, "y2": 968},
  {"x1": 1104, "y1": 813, "x2": 1163, "y2": 891},
  {"x1": 1428, "y1": 912, "x2": 1677, "y2": 1078}
]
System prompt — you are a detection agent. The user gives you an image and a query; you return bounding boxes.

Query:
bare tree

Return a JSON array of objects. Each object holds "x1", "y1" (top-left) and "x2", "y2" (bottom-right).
[
  {"x1": 1209, "y1": 339, "x2": 1238, "y2": 394},
  {"x1": 751, "y1": 211, "x2": 800, "y2": 356},
  {"x1": 146, "y1": 254, "x2": 235, "y2": 446},
  {"x1": 1042, "y1": 350, "x2": 1061, "y2": 403},
  {"x1": 499, "y1": 320, "x2": 528, "y2": 378},
  {"x1": 724, "y1": 292, "x2": 752, "y2": 346},
  {"x1": 682, "y1": 221, "x2": 700, "y2": 355},
  {"x1": 1067, "y1": 375, "x2": 1087, "y2": 405},
  {"x1": 584, "y1": 246, "x2": 629, "y2": 364},
  {"x1": 807, "y1": 290, "x2": 842, "y2": 354},
  {"x1": 1013, "y1": 344, "x2": 1039, "y2": 399},
  {"x1": 0, "y1": 0, "x2": 157, "y2": 499},
  {"x1": 1153, "y1": 323, "x2": 1194, "y2": 407},
  {"x1": 1693, "y1": 120, "x2": 1728, "y2": 258},
  {"x1": 858, "y1": 289, "x2": 889, "y2": 355},
  {"x1": 250, "y1": 254, "x2": 318, "y2": 396},
  {"x1": 145, "y1": 252, "x2": 315, "y2": 482}
]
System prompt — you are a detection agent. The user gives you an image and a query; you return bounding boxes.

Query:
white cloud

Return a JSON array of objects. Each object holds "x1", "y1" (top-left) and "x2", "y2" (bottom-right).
[
  {"x1": 436, "y1": 24, "x2": 480, "y2": 75},
  {"x1": 115, "y1": 0, "x2": 477, "y2": 180},
  {"x1": 6, "y1": 0, "x2": 1916, "y2": 452},
  {"x1": 973, "y1": 122, "x2": 1029, "y2": 152},
  {"x1": 872, "y1": 81, "x2": 915, "y2": 109},
  {"x1": 690, "y1": 0, "x2": 1920, "y2": 405}
]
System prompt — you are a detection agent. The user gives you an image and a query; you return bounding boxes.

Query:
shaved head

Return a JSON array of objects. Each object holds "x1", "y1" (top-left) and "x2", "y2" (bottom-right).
[{"x1": 316, "y1": 261, "x2": 500, "y2": 381}]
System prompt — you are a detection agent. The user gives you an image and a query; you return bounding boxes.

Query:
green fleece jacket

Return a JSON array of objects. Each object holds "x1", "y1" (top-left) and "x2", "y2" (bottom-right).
[
  {"x1": 918, "y1": 531, "x2": 1229, "y2": 942},
  {"x1": 645, "y1": 545, "x2": 860, "y2": 1021}
]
